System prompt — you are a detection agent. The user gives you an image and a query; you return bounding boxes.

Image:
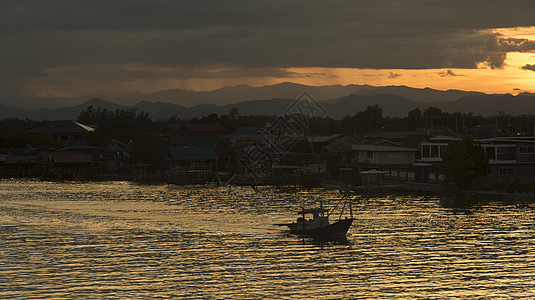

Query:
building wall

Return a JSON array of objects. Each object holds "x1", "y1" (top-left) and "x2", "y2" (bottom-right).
[{"x1": 356, "y1": 151, "x2": 415, "y2": 165}]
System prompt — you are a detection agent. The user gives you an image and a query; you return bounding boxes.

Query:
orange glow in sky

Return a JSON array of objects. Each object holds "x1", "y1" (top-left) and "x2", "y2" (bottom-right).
[
  {"x1": 31, "y1": 27, "x2": 535, "y2": 98},
  {"x1": 243, "y1": 27, "x2": 535, "y2": 94}
]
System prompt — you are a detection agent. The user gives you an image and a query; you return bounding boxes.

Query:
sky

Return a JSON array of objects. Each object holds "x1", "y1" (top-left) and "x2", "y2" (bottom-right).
[{"x1": 2, "y1": 0, "x2": 535, "y2": 109}]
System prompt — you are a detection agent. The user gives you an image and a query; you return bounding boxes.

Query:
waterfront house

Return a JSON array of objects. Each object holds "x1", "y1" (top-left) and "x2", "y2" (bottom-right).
[
  {"x1": 352, "y1": 144, "x2": 417, "y2": 169},
  {"x1": 414, "y1": 135, "x2": 461, "y2": 183},
  {"x1": 96, "y1": 139, "x2": 132, "y2": 174},
  {"x1": 165, "y1": 146, "x2": 218, "y2": 184},
  {"x1": 39, "y1": 146, "x2": 101, "y2": 180},
  {"x1": 476, "y1": 136, "x2": 535, "y2": 185},
  {"x1": 26, "y1": 120, "x2": 94, "y2": 147},
  {"x1": 0, "y1": 149, "x2": 38, "y2": 178}
]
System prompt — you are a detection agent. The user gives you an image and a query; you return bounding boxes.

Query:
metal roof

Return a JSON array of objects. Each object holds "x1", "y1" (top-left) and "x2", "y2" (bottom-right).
[{"x1": 26, "y1": 120, "x2": 94, "y2": 134}]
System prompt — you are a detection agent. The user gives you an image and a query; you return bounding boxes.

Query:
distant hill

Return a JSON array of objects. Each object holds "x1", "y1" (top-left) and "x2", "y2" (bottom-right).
[
  {"x1": 0, "y1": 104, "x2": 30, "y2": 119},
  {"x1": 2, "y1": 84, "x2": 535, "y2": 120},
  {"x1": 435, "y1": 94, "x2": 535, "y2": 116},
  {"x1": 323, "y1": 94, "x2": 422, "y2": 118},
  {"x1": 114, "y1": 82, "x2": 484, "y2": 107},
  {"x1": 26, "y1": 98, "x2": 129, "y2": 120}
]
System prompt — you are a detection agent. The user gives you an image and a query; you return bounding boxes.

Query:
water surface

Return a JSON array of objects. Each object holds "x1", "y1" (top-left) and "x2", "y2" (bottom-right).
[{"x1": 1, "y1": 180, "x2": 534, "y2": 299}]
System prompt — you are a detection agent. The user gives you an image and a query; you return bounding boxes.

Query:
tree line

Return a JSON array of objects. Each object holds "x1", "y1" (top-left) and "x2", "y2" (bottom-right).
[{"x1": 1, "y1": 104, "x2": 535, "y2": 150}]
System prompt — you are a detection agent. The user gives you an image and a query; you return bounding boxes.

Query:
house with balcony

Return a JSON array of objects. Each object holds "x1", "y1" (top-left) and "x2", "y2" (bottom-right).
[
  {"x1": 414, "y1": 135, "x2": 461, "y2": 183},
  {"x1": 477, "y1": 136, "x2": 535, "y2": 185},
  {"x1": 351, "y1": 143, "x2": 417, "y2": 182}
]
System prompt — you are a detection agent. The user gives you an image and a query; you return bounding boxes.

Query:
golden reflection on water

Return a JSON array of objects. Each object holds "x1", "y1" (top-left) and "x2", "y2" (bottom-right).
[{"x1": 1, "y1": 179, "x2": 535, "y2": 299}]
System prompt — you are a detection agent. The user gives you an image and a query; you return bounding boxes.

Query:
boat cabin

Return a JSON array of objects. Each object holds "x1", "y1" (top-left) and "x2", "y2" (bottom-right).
[{"x1": 296, "y1": 208, "x2": 330, "y2": 228}]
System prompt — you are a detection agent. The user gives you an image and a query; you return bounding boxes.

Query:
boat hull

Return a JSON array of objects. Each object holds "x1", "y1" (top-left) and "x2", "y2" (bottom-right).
[{"x1": 288, "y1": 218, "x2": 354, "y2": 236}]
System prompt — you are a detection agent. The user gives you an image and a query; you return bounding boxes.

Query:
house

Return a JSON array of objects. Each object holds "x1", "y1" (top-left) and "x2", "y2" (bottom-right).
[
  {"x1": 352, "y1": 144, "x2": 417, "y2": 169},
  {"x1": 476, "y1": 136, "x2": 535, "y2": 185},
  {"x1": 414, "y1": 135, "x2": 461, "y2": 183},
  {"x1": 39, "y1": 146, "x2": 101, "y2": 180},
  {"x1": 96, "y1": 139, "x2": 132, "y2": 174},
  {"x1": 351, "y1": 143, "x2": 417, "y2": 183},
  {"x1": 324, "y1": 136, "x2": 359, "y2": 154},
  {"x1": 26, "y1": 120, "x2": 94, "y2": 146},
  {"x1": 228, "y1": 127, "x2": 265, "y2": 149},
  {"x1": 165, "y1": 146, "x2": 218, "y2": 183},
  {"x1": 306, "y1": 134, "x2": 344, "y2": 155},
  {"x1": 0, "y1": 150, "x2": 38, "y2": 177}
]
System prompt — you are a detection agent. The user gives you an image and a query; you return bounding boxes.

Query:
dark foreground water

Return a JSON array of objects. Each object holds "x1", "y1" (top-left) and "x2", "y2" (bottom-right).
[{"x1": 1, "y1": 180, "x2": 535, "y2": 299}]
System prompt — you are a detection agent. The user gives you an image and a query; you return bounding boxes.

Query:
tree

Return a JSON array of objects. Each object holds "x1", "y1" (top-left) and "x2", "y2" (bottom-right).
[
  {"x1": 406, "y1": 108, "x2": 424, "y2": 129},
  {"x1": 228, "y1": 107, "x2": 240, "y2": 120},
  {"x1": 131, "y1": 132, "x2": 166, "y2": 167},
  {"x1": 439, "y1": 138, "x2": 488, "y2": 190}
]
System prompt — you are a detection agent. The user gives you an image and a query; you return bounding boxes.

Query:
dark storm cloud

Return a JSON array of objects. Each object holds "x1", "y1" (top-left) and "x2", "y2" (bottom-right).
[
  {"x1": 439, "y1": 70, "x2": 461, "y2": 77},
  {"x1": 2, "y1": 0, "x2": 535, "y2": 97},
  {"x1": 521, "y1": 64, "x2": 535, "y2": 71}
]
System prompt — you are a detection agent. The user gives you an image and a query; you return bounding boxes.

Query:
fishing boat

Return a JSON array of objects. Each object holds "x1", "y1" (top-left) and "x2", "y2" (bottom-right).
[{"x1": 276, "y1": 200, "x2": 354, "y2": 236}]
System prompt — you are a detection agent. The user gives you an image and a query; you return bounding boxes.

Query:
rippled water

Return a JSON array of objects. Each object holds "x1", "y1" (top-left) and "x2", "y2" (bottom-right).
[{"x1": 1, "y1": 179, "x2": 535, "y2": 299}]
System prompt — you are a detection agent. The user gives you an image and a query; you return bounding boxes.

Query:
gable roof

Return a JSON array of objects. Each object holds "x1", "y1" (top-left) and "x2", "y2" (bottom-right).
[
  {"x1": 26, "y1": 120, "x2": 94, "y2": 134},
  {"x1": 373, "y1": 139, "x2": 400, "y2": 146},
  {"x1": 324, "y1": 136, "x2": 359, "y2": 151},
  {"x1": 98, "y1": 139, "x2": 128, "y2": 152}
]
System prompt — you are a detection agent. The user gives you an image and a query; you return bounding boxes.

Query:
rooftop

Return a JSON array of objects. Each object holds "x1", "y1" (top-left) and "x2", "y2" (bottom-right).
[{"x1": 26, "y1": 120, "x2": 94, "y2": 134}]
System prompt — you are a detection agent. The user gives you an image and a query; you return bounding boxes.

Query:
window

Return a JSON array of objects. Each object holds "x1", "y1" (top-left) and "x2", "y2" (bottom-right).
[
  {"x1": 485, "y1": 147, "x2": 496, "y2": 160},
  {"x1": 497, "y1": 146, "x2": 516, "y2": 160},
  {"x1": 422, "y1": 145, "x2": 430, "y2": 158},
  {"x1": 431, "y1": 145, "x2": 439, "y2": 158},
  {"x1": 61, "y1": 135, "x2": 68, "y2": 140},
  {"x1": 498, "y1": 167, "x2": 514, "y2": 176},
  {"x1": 519, "y1": 146, "x2": 535, "y2": 154}
]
